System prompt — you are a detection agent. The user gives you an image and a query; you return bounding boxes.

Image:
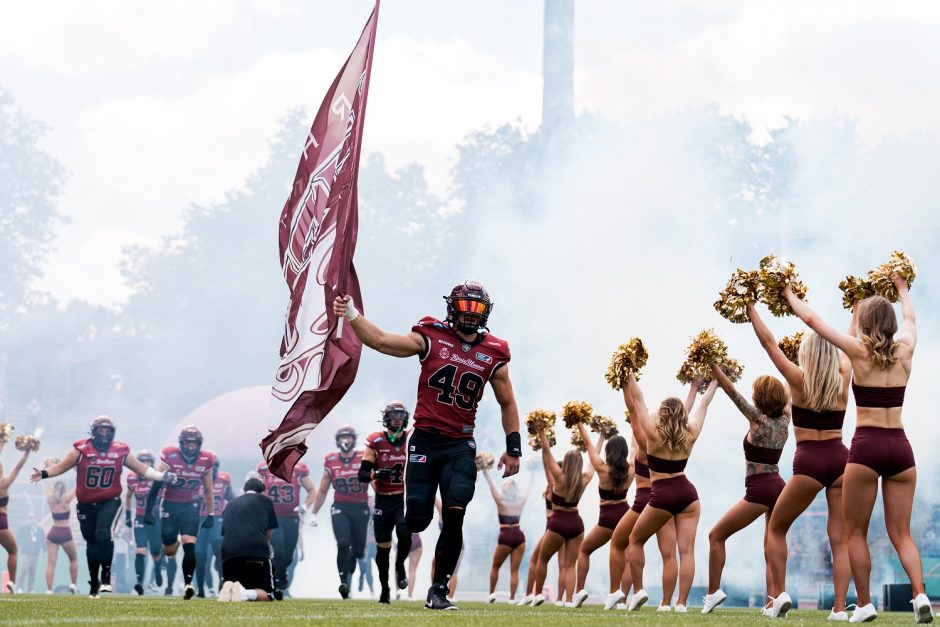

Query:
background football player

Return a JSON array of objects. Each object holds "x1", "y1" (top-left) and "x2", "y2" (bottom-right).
[
  {"x1": 309, "y1": 425, "x2": 370, "y2": 599},
  {"x1": 256, "y1": 455, "x2": 315, "y2": 595},
  {"x1": 144, "y1": 426, "x2": 216, "y2": 599},
  {"x1": 125, "y1": 449, "x2": 166, "y2": 595},
  {"x1": 32, "y1": 416, "x2": 176, "y2": 597},
  {"x1": 357, "y1": 401, "x2": 411, "y2": 603},
  {"x1": 333, "y1": 280, "x2": 521, "y2": 610}
]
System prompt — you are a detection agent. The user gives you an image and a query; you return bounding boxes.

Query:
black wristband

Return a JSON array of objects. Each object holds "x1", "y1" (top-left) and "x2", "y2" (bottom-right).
[
  {"x1": 41, "y1": 469, "x2": 49, "y2": 479},
  {"x1": 506, "y1": 431, "x2": 522, "y2": 458},
  {"x1": 357, "y1": 459, "x2": 375, "y2": 483}
]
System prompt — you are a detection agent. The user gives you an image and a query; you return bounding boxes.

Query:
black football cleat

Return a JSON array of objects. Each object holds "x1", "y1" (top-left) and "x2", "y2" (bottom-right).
[
  {"x1": 134, "y1": 583, "x2": 144, "y2": 596},
  {"x1": 395, "y1": 562, "x2": 408, "y2": 590},
  {"x1": 88, "y1": 579, "x2": 100, "y2": 600},
  {"x1": 379, "y1": 587, "x2": 391, "y2": 604},
  {"x1": 425, "y1": 585, "x2": 457, "y2": 610},
  {"x1": 183, "y1": 584, "x2": 196, "y2": 600},
  {"x1": 338, "y1": 582, "x2": 350, "y2": 599}
]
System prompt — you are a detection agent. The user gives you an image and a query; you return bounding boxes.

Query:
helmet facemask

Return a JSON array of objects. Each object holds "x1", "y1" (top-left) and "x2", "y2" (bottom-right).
[{"x1": 91, "y1": 426, "x2": 115, "y2": 452}]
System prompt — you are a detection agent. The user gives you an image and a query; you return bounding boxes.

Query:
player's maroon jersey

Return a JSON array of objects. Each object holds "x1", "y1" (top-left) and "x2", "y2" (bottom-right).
[
  {"x1": 127, "y1": 473, "x2": 156, "y2": 517},
  {"x1": 411, "y1": 316, "x2": 511, "y2": 438},
  {"x1": 160, "y1": 446, "x2": 216, "y2": 504},
  {"x1": 365, "y1": 431, "x2": 407, "y2": 494},
  {"x1": 74, "y1": 439, "x2": 130, "y2": 503},
  {"x1": 324, "y1": 450, "x2": 368, "y2": 503},
  {"x1": 199, "y1": 471, "x2": 231, "y2": 517},
  {"x1": 257, "y1": 461, "x2": 309, "y2": 517}
]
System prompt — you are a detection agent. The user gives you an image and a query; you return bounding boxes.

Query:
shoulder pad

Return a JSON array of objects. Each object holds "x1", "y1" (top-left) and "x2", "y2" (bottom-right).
[
  {"x1": 218, "y1": 471, "x2": 232, "y2": 483},
  {"x1": 161, "y1": 446, "x2": 177, "y2": 458},
  {"x1": 295, "y1": 463, "x2": 309, "y2": 477},
  {"x1": 73, "y1": 438, "x2": 89, "y2": 452}
]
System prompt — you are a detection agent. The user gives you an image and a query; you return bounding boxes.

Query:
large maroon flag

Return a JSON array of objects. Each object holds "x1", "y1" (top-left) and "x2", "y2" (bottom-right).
[{"x1": 261, "y1": 1, "x2": 379, "y2": 480}]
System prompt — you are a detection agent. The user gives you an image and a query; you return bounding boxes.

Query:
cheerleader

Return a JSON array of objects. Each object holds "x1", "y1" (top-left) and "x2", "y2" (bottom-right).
[{"x1": 483, "y1": 467, "x2": 531, "y2": 603}]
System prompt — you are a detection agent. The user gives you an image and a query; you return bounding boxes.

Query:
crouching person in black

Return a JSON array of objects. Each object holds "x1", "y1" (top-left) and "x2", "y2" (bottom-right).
[{"x1": 218, "y1": 478, "x2": 279, "y2": 602}]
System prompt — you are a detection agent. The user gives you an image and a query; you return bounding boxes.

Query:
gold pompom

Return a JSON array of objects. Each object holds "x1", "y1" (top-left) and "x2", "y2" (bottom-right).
[
  {"x1": 838, "y1": 275, "x2": 874, "y2": 310},
  {"x1": 709, "y1": 357, "x2": 745, "y2": 392},
  {"x1": 15, "y1": 434, "x2": 41, "y2": 452},
  {"x1": 475, "y1": 451, "x2": 495, "y2": 471},
  {"x1": 0, "y1": 422, "x2": 14, "y2": 443},
  {"x1": 525, "y1": 409, "x2": 557, "y2": 451},
  {"x1": 589, "y1": 414, "x2": 619, "y2": 438},
  {"x1": 714, "y1": 269, "x2": 759, "y2": 323},
  {"x1": 868, "y1": 250, "x2": 916, "y2": 303},
  {"x1": 757, "y1": 255, "x2": 809, "y2": 317},
  {"x1": 605, "y1": 338, "x2": 649, "y2": 390},
  {"x1": 778, "y1": 331, "x2": 804, "y2": 365},
  {"x1": 623, "y1": 408, "x2": 631, "y2": 425},
  {"x1": 570, "y1": 430, "x2": 587, "y2": 452},
  {"x1": 562, "y1": 401, "x2": 594, "y2": 429}
]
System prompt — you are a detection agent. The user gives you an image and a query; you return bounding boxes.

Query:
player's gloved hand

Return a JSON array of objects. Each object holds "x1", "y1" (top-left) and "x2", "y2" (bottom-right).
[
  {"x1": 374, "y1": 468, "x2": 393, "y2": 481},
  {"x1": 332, "y1": 295, "x2": 359, "y2": 321},
  {"x1": 293, "y1": 503, "x2": 307, "y2": 515},
  {"x1": 144, "y1": 512, "x2": 155, "y2": 526},
  {"x1": 202, "y1": 514, "x2": 215, "y2": 529},
  {"x1": 162, "y1": 471, "x2": 179, "y2": 486},
  {"x1": 125, "y1": 510, "x2": 133, "y2": 527},
  {"x1": 309, "y1": 513, "x2": 318, "y2": 527}
]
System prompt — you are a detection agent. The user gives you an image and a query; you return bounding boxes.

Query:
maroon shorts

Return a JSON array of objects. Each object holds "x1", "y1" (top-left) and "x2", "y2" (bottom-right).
[
  {"x1": 744, "y1": 472, "x2": 786, "y2": 511},
  {"x1": 793, "y1": 438, "x2": 848, "y2": 487},
  {"x1": 649, "y1": 475, "x2": 699, "y2": 515},
  {"x1": 497, "y1": 526, "x2": 525, "y2": 549},
  {"x1": 546, "y1": 510, "x2": 584, "y2": 540},
  {"x1": 47, "y1": 526, "x2": 73, "y2": 545},
  {"x1": 598, "y1": 501, "x2": 630, "y2": 530},
  {"x1": 631, "y1": 487, "x2": 651, "y2": 514},
  {"x1": 0, "y1": 513, "x2": 7, "y2": 531},
  {"x1": 848, "y1": 427, "x2": 915, "y2": 477}
]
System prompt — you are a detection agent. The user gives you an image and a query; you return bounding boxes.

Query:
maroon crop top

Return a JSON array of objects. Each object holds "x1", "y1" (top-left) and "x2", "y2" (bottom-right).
[
  {"x1": 550, "y1": 491, "x2": 579, "y2": 508},
  {"x1": 634, "y1": 460, "x2": 650, "y2": 479},
  {"x1": 791, "y1": 405, "x2": 846, "y2": 430},
  {"x1": 852, "y1": 382, "x2": 906, "y2": 408},
  {"x1": 598, "y1": 487, "x2": 627, "y2": 500},
  {"x1": 646, "y1": 454, "x2": 688, "y2": 473},
  {"x1": 742, "y1": 435, "x2": 783, "y2": 465}
]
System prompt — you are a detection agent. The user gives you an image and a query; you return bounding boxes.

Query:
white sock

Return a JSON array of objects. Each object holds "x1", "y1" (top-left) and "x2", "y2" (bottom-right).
[{"x1": 242, "y1": 589, "x2": 257, "y2": 601}]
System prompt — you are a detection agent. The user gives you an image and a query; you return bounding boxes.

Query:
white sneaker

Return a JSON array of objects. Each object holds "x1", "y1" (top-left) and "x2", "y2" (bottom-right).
[
  {"x1": 627, "y1": 589, "x2": 649, "y2": 611},
  {"x1": 603, "y1": 589, "x2": 625, "y2": 610},
  {"x1": 487, "y1": 593, "x2": 497, "y2": 604},
  {"x1": 828, "y1": 608, "x2": 849, "y2": 621},
  {"x1": 761, "y1": 606, "x2": 773, "y2": 617},
  {"x1": 616, "y1": 603, "x2": 627, "y2": 610},
  {"x1": 69, "y1": 583, "x2": 77, "y2": 595},
  {"x1": 848, "y1": 603, "x2": 877, "y2": 623},
  {"x1": 4, "y1": 581, "x2": 15, "y2": 594},
  {"x1": 675, "y1": 604, "x2": 688, "y2": 613},
  {"x1": 565, "y1": 601, "x2": 576, "y2": 607},
  {"x1": 702, "y1": 589, "x2": 727, "y2": 614},
  {"x1": 530, "y1": 594, "x2": 545, "y2": 607},
  {"x1": 553, "y1": 599, "x2": 564, "y2": 607},
  {"x1": 230, "y1": 581, "x2": 246, "y2": 603},
  {"x1": 506, "y1": 597, "x2": 517, "y2": 604},
  {"x1": 912, "y1": 594, "x2": 933, "y2": 624},
  {"x1": 656, "y1": 604, "x2": 672, "y2": 612},
  {"x1": 517, "y1": 594, "x2": 533, "y2": 606},
  {"x1": 98, "y1": 583, "x2": 112, "y2": 594},
  {"x1": 45, "y1": 590, "x2": 53, "y2": 595},
  {"x1": 572, "y1": 589, "x2": 589, "y2": 608},
  {"x1": 218, "y1": 581, "x2": 234, "y2": 602},
  {"x1": 770, "y1": 591, "x2": 792, "y2": 618}
]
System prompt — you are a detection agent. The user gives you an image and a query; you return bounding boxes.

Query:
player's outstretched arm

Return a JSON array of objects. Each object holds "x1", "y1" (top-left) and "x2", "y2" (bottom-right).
[
  {"x1": 491, "y1": 365, "x2": 521, "y2": 478},
  {"x1": 30, "y1": 449, "x2": 80, "y2": 483},
  {"x1": 310, "y1": 470, "x2": 332, "y2": 516},
  {"x1": 332, "y1": 296, "x2": 425, "y2": 358},
  {"x1": 126, "y1": 453, "x2": 176, "y2": 484}
]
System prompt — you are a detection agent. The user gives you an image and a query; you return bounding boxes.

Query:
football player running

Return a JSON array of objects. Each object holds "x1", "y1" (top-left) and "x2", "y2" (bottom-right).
[
  {"x1": 31, "y1": 416, "x2": 176, "y2": 598},
  {"x1": 195, "y1": 459, "x2": 233, "y2": 597},
  {"x1": 144, "y1": 426, "x2": 216, "y2": 600},
  {"x1": 125, "y1": 450, "x2": 166, "y2": 595},
  {"x1": 256, "y1": 457, "x2": 316, "y2": 595},
  {"x1": 310, "y1": 426, "x2": 370, "y2": 599},
  {"x1": 357, "y1": 401, "x2": 412, "y2": 604},
  {"x1": 333, "y1": 280, "x2": 522, "y2": 611}
]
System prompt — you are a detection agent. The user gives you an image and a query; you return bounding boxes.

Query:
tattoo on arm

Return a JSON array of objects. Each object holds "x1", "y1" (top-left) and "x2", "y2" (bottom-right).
[{"x1": 730, "y1": 390, "x2": 761, "y2": 422}]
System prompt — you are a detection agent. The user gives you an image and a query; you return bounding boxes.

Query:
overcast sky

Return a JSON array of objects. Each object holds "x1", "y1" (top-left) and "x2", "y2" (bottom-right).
[{"x1": 2, "y1": 0, "x2": 939, "y2": 305}]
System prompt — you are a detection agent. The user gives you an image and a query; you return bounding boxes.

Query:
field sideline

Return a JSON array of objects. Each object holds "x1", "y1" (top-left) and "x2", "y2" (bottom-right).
[{"x1": 0, "y1": 596, "x2": 930, "y2": 626}]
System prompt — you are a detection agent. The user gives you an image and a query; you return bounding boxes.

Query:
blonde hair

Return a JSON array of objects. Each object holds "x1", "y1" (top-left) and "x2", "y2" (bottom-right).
[
  {"x1": 656, "y1": 397, "x2": 690, "y2": 453},
  {"x1": 558, "y1": 450, "x2": 586, "y2": 503},
  {"x1": 857, "y1": 296, "x2": 898, "y2": 369},
  {"x1": 798, "y1": 332, "x2": 844, "y2": 411},
  {"x1": 500, "y1": 479, "x2": 519, "y2": 502}
]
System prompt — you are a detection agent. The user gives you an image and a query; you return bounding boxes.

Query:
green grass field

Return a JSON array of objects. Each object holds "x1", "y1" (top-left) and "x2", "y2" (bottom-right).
[{"x1": 0, "y1": 596, "x2": 931, "y2": 626}]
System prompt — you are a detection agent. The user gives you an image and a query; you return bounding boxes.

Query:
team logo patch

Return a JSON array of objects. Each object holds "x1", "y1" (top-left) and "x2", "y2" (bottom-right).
[
  {"x1": 439, "y1": 348, "x2": 450, "y2": 359},
  {"x1": 409, "y1": 454, "x2": 427, "y2": 463},
  {"x1": 374, "y1": 508, "x2": 383, "y2": 516},
  {"x1": 467, "y1": 438, "x2": 476, "y2": 447},
  {"x1": 461, "y1": 343, "x2": 471, "y2": 352},
  {"x1": 475, "y1": 352, "x2": 492, "y2": 364},
  {"x1": 108, "y1": 453, "x2": 118, "y2": 459}
]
